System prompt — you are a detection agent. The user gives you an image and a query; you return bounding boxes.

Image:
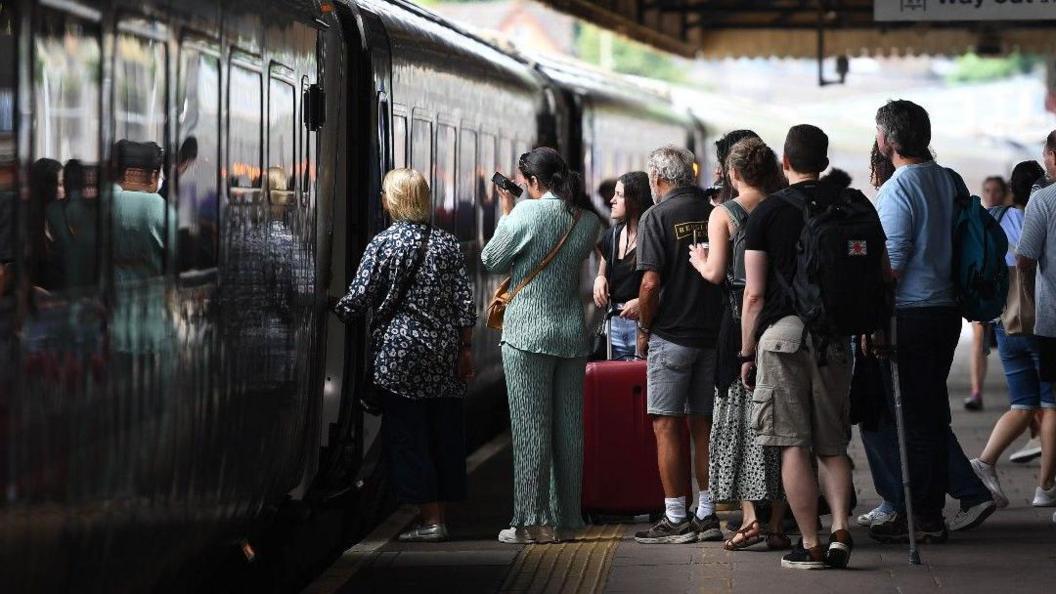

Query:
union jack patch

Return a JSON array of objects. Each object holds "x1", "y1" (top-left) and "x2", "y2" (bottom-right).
[{"x1": 848, "y1": 240, "x2": 868, "y2": 256}]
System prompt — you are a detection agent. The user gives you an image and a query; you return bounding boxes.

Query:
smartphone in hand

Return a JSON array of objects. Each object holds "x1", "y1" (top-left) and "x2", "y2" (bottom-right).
[{"x1": 491, "y1": 172, "x2": 523, "y2": 198}]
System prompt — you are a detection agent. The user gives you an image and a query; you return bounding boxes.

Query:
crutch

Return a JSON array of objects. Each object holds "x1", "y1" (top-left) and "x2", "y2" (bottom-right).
[{"x1": 888, "y1": 315, "x2": 922, "y2": 565}]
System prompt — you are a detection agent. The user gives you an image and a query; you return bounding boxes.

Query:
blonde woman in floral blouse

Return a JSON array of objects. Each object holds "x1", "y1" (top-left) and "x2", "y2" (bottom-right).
[{"x1": 334, "y1": 168, "x2": 476, "y2": 542}]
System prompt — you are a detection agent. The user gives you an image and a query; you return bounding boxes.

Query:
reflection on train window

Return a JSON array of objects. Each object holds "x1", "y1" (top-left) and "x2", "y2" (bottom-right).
[
  {"x1": 393, "y1": 115, "x2": 407, "y2": 169},
  {"x1": 478, "y1": 133, "x2": 496, "y2": 241},
  {"x1": 229, "y1": 64, "x2": 263, "y2": 203},
  {"x1": 268, "y1": 74, "x2": 296, "y2": 207},
  {"x1": 115, "y1": 30, "x2": 166, "y2": 147},
  {"x1": 31, "y1": 11, "x2": 102, "y2": 292},
  {"x1": 457, "y1": 129, "x2": 476, "y2": 242},
  {"x1": 411, "y1": 119, "x2": 432, "y2": 184},
  {"x1": 300, "y1": 76, "x2": 312, "y2": 207},
  {"x1": 435, "y1": 124, "x2": 455, "y2": 231},
  {"x1": 176, "y1": 46, "x2": 220, "y2": 273}
]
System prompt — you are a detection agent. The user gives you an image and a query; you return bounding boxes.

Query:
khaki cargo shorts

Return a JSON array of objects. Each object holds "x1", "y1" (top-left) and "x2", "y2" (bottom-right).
[{"x1": 751, "y1": 316, "x2": 852, "y2": 457}]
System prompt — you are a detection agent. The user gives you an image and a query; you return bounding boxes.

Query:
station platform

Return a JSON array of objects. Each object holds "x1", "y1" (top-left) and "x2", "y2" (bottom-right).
[{"x1": 304, "y1": 338, "x2": 1056, "y2": 594}]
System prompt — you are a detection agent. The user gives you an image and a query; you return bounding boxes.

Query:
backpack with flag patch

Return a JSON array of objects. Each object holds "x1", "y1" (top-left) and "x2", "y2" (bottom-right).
[
  {"x1": 776, "y1": 185, "x2": 891, "y2": 337},
  {"x1": 947, "y1": 169, "x2": 1009, "y2": 322}
]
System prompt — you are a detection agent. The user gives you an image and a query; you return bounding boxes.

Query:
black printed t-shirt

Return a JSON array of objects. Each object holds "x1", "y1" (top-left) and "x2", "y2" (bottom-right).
[
  {"x1": 598, "y1": 223, "x2": 643, "y2": 304},
  {"x1": 637, "y1": 186, "x2": 724, "y2": 348}
]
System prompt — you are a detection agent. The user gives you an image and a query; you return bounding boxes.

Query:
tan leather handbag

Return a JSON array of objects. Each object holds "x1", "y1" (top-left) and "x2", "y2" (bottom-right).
[
  {"x1": 486, "y1": 211, "x2": 582, "y2": 330},
  {"x1": 1001, "y1": 265, "x2": 1035, "y2": 336}
]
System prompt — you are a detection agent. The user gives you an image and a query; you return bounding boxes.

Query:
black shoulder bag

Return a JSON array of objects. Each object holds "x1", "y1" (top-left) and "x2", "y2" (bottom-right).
[{"x1": 358, "y1": 225, "x2": 433, "y2": 415}]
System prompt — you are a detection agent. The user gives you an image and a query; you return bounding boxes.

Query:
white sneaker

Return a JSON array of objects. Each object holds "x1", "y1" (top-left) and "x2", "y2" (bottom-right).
[
  {"x1": 970, "y1": 458, "x2": 1009, "y2": 508},
  {"x1": 949, "y1": 500, "x2": 996, "y2": 532},
  {"x1": 1031, "y1": 485, "x2": 1056, "y2": 507},
  {"x1": 398, "y1": 523, "x2": 448, "y2": 542},
  {"x1": 1009, "y1": 437, "x2": 1042, "y2": 464},
  {"x1": 856, "y1": 504, "x2": 897, "y2": 527},
  {"x1": 498, "y1": 526, "x2": 538, "y2": 544}
]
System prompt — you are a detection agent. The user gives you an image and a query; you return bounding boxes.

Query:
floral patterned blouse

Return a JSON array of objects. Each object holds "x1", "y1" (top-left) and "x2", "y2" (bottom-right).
[{"x1": 334, "y1": 221, "x2": 476, "y2": 399}]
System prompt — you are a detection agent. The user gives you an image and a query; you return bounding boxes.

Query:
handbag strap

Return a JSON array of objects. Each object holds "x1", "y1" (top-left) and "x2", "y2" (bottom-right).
[
  {"x1": 508, "y1": 209, "x2": 582, "y2": 299},
  {"x1": 375, "y1": 225, "x2": 432, "y2": 331}
]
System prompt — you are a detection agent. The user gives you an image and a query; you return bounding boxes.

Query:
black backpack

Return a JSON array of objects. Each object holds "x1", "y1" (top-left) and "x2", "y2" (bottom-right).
[{"x1": 777, "y1": 185, "x2": 891, "y2": 337}]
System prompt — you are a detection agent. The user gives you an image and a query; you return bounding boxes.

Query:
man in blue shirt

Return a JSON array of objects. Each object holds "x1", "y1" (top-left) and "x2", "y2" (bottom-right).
[{"x1": 870, "y1": 100, "x2": 963, "y2": 543}]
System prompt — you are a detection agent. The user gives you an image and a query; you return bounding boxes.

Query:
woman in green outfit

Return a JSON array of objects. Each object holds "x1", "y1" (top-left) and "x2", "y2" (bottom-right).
[{"x1": 482, "y1": 147, "x2": 602, "y2": 544}]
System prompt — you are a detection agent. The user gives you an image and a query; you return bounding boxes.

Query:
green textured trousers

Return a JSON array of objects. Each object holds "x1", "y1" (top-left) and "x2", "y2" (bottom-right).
[{"x1": 501, "y1": 344, "x2": 587, "y2": 529}]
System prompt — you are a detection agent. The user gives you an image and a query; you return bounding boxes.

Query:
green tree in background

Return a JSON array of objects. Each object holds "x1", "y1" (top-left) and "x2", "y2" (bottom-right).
[
  {"x1": 947, "y1": 52, "x2": 1040, "y2": 83},
  {"x1": 576, "y1": 23, "x2": 685, "y2": 83}
]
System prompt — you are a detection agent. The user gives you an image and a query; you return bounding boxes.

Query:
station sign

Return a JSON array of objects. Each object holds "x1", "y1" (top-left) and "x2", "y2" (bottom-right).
[{"x1": 875, "y1": 0, "x2": 1056, "y2": 21}]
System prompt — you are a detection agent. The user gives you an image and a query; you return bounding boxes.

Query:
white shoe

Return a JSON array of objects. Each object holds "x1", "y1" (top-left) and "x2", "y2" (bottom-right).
[
  {"x1": 949, "y1": 500, "x2": 996, "y2": 532},
  {"x1": 1009, "y1": 437, "x2": 1042, "y2": 464},
  {"x1": 970, "y1": 458, "x2": 1009, "y2": 508},
  {"x1": 498, "y1": 526, "x2": 538, "y2": 544},
  {"x1": 856, "y1": 504, "x2": 897, "y2": 528},
  {"x1": 1032, "y1": 485, "x2": 1056, "y2": 507},
  {"x1": 398, "y1": 523, "x2": 448, "y2": 542}
]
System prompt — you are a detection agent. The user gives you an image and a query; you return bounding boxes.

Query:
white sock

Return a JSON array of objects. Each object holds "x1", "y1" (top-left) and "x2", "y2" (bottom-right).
[
  {"x1": 696, "y1": 490, "x2": 715, "y2": 519},
  {"x1": 665, "y1": 497, "x2": 687, "y2": 523}
]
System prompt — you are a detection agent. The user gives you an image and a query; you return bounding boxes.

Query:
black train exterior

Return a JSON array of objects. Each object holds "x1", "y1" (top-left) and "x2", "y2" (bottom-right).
[{"x1": 0, "y1": 0, "x2": 704, "y2": 590}]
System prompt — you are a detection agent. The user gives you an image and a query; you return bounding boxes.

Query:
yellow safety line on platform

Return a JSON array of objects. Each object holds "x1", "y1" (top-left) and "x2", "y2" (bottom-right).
[{"x1": 499, "y1": 524, "x2": 623, "y2": 594}]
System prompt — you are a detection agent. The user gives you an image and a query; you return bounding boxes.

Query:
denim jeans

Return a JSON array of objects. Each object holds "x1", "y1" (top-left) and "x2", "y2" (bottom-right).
[
  {"x1": 861, "y1": 421, "x2": 991, "y2": 513},
  {"x1": 608, "y1": 311, "x2": 637, "y2": 361},
  {"x1": 874, "y1": 307, "x2": 962, "y2": 521},
  {"x1": 993, "y1": 323, "x2": 1056, "y2": 409}
]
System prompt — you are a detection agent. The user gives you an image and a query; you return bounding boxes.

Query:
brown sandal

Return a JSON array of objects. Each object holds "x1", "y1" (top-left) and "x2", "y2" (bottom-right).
[
  {"x1": 723, "y1": 520, "x2": 763, "y2": 551},
  {"x1": 766, "y1": 532, "x2": 791, "y2": 550}
]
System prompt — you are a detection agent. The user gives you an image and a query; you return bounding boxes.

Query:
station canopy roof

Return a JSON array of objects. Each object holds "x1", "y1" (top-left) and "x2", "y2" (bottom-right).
[{"x1": 535, "y1": 0, "x2": 1056, "y2": 58}]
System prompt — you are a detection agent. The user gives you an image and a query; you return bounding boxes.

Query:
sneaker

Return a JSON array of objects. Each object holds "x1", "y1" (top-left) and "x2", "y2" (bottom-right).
[
  {"x1": 398, "y1": 523, "x2": 448, "y2": 542},
  {"x1": 963, "y1": 395, "x2": 983, "y2": 411},
  {"x1": 498, "y1": 526, "x2": 537, "y2": 544},
  {"x1": 780, "y1": 540, "x2": 826, "y2": 569},
  {"x1": 970, "y1": 458, "x2": 1009, "y2": 508},
  {"x1": 1031, "y1": 485, "x2": 1056, "y2": 507},
  {"x1": 949, "y1": 499, "x2": 996, "y2": 532},
  {"x1": 869, "y1": 514, "x2": 948, "y2": 544},
  {"x1": 825, "y1": 529, "x2": 853, "y2": 569},
  {"x1": 856, "y1": 503, "x2": 897, "y2": 528},
  {"x1": 633, "y1": 516, "x2": 698, "y2": 544},
  {"x1": 1010, "y1": 437, "x2": 1042, "y2": 464},
  {"x1": 692, "y1": 514, "x2": 723, "y2": 542}
]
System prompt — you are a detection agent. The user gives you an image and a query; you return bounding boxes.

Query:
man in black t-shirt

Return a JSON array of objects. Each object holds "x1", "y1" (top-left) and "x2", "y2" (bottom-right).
[
  {"x1": 740, "y1": 125, "x2": 856, "y2": 569},
  {"x1": 633, "y1": 146, "x2": 725, "y2": 545}
]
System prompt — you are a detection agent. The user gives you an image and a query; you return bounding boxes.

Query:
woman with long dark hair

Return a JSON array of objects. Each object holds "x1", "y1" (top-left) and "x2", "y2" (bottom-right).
[
  {"x1": 482, "y1": 146, "x2": 602, "y2": 543},
  {"x1": 688, "y1": 137, "x2": 788, "y2": 551},
  {"x1": 592, "y1": 170, "x2": 651, "y2": 360}
]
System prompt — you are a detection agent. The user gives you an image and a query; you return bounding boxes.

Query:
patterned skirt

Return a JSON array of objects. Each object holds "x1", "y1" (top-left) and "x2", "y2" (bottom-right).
[{"x1": 708, "y1": 380, "x2": 783, "y2": 503}]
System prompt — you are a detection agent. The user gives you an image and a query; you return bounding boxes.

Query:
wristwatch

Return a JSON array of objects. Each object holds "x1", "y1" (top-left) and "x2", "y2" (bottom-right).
[
  {"x1": 636, "y1": 322, "x2": 651, "y2": 334},
  {"x1": 738, "y1": 352, "x2": 756, "y2": 363}
]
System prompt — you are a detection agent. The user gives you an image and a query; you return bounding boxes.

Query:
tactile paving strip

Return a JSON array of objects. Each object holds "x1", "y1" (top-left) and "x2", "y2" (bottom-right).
[{"x1": 499, "y1": 525, "x2": 624, "y2": 594}]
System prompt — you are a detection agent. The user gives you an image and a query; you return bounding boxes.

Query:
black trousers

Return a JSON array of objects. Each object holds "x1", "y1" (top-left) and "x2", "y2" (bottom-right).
[
  {"x1": 381, "y1": 391, "x2": 467, "y2": 505},
  {"x1": 882, "y1": 307, "x2": 961, "y2": 522}
]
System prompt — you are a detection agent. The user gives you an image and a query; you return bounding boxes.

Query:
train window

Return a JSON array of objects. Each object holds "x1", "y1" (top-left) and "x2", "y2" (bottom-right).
[
  {"x1": 434, "y1": 124, "x2": 455, "y2": 231},
  {"x1": 392, "y1": 115, "x2": 407, "y2": 169},
  {"x1": 498, "y1": 138, "x2": 513, "y2": 183},
  {"x1": 0, "y1": 6, "x2": 14, "y2": 297},
  {"x1": 176, "y1": 45, "x2": 220, "y2": 273},
  {"x1": 478, "y1": 133, "x2": 496, "y2": 241},
  {"x1": 268, "y1": 73, "x2": 296, "y2": 207},
  {"x1": 114, "y1": 28, "x2": 167, "y2": 148},
  {"x1": 228, "y1": 63, "x2": 262, "y2": 204},
  {"x1": 411, "y1": 119, "x2": 432, "y2": 184},
  {"x1": 300, "y1": 76, "x2": 313, "y2": 207},
  {"x1": 456, "y1": 129, "x2": 476, "y2": 242},
  {"x1": 31, "y1": 11, "x2": 102, "y2": 292}
]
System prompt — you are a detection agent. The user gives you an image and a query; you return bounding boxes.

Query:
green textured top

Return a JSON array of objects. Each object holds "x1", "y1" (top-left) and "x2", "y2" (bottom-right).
[{"x1": 481, "y1": 193, "x2": 602, "y2": 358}]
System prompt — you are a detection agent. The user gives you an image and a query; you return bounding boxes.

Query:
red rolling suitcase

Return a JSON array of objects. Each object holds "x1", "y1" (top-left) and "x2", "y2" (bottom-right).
[{"x1": 581, "y1": 359, "x2": 690, "y2": 519}]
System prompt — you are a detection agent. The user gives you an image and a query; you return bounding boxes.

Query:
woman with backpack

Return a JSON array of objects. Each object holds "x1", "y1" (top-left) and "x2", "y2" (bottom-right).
[
  {"x1": 482, "y1": 147, "x2": 602, "y2": 544},
  {"x1": 970, "y1": 160, "x2": 1056, "y2": 510},
  {"x1": 592, "y1": 171, "x2": 651, "y2": 360},
  {"x1": 688, "y1": 136, "x2": 789, "y2": 551}
]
